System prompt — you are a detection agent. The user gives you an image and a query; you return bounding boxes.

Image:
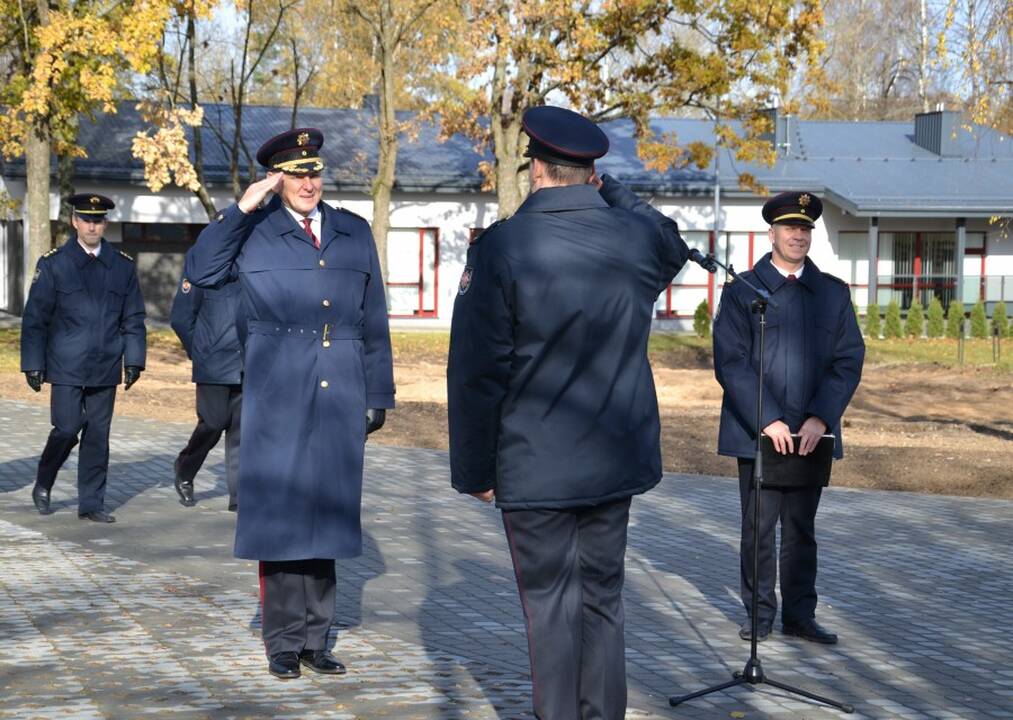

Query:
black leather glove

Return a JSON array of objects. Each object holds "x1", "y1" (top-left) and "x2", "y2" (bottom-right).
[
  {"x1": 24, "y1": 371, "x2": 42, "y2": 393},
  {"x1": 124, "y1": 366, "x2": 142, "y2": 390},
  {"x1": 366, "y1": 408, "x2": 386, "y2": 436}
]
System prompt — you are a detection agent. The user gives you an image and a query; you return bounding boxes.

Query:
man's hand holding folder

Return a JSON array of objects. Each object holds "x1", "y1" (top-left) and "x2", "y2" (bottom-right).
[{"x1": 763, "y1": 416, "x2": 828, "y2": 455}]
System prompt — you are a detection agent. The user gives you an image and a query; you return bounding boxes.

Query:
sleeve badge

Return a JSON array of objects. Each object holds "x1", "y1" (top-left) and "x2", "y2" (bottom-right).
[{"x1": 458, "y1": 266, "x2": 474, "y2": 296}]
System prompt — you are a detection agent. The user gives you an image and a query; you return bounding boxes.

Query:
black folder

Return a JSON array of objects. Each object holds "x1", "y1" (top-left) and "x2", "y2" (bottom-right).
[{"x1": 759, "y1": 434, "x2": 835, "y2": 488}]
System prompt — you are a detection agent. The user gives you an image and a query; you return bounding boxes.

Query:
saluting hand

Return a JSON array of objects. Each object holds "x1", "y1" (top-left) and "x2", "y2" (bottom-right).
[
  {"x1": 238, "y1": 172, "x2": 284, "y2": 214},
  {"x1": 762, "y1": 419, "x2": 794, "y2": 455},
  {"x1": 797, "y1": 416, "x2": 827, "y2": 456}
]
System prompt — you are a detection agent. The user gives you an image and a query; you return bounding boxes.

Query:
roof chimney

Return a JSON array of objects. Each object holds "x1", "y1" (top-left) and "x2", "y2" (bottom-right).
[
  {"x1": 760, "y1": 107, "x2": 790, "y2": 157},
  {"x1": 914, "y1": 111, "x2": 962, "y2": 156}
]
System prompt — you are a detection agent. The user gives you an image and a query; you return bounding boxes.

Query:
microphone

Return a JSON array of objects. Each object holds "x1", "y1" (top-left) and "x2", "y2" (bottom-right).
[{"x1": 689, "y1": 248, "x2": 718, "y2": 273}]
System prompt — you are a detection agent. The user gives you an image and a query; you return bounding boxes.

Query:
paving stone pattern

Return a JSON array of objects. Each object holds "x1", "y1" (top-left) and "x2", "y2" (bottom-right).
[{"x1": 0, "y1": 399, "x2": 1011, "y2": 719}]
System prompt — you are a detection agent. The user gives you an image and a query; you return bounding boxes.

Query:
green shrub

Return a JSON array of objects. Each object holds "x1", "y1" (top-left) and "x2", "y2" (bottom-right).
[
  {"x1": 926, "y1": 296, "x2": 945, "y2": 337},
  {"x1": 992, "y1": 301, "x2": 1008, "y2": 338},
  {"x1": 970, "y1": 299, "x2": 988, "y2": 338},
  {"x1": 946, "y1": 300, "x2": 965, "y2": 339},
  {"x1": 693, "y1": 299, "x2": 711, "y2": 338},
  {"x1": 905, "y1": 299, "x2": 924, "y2": 338},
  {"x1": 883, "y1": 300, "x2": 903, "y2": 339},
  {"x1": 865, "y1": 303, "x2": 881, "y2": 338}
]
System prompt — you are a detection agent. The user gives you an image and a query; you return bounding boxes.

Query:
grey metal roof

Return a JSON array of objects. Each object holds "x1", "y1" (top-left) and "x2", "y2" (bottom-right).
[{"x1": 2, "y1": 102, "x2": 1011, "y2": 217}]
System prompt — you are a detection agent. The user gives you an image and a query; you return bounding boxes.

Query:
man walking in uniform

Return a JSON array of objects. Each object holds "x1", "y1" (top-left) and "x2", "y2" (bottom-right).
[
  {"x1": 712, "y1": 192, "x2": 864, "y2": 644},
  {"x1": 169, "y1": 272, "x2": 243, "y2": 510},
  {"x1": 21, "y1": 194, "x2": 146, "y2": 523},
  {"x1": 184, "y1": 128, "x2": 394, "y2": 680},
  {"x1": 447, "y1": 106, "x2": 689, "y2": 719}
]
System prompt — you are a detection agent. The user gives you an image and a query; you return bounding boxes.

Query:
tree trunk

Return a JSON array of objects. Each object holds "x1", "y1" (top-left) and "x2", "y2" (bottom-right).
[
  {"x1": 24, "y1": 128, "x2": 52, "y2": 302},
  {"x1": 54, "y1": 148, "x2": 74, "y2": 246},
  {"x1": 370, "y1": 23, "x2": 398, "y2": 285},
  {"x1": 492, "y1": 116, "x2": 526, "y2": 217},
  {"x1": 918, "y1": 0, "x2": 929, "y2": 112},
  {"x1": 187, "y1": 9, "x2": 216, "y2": 220}
]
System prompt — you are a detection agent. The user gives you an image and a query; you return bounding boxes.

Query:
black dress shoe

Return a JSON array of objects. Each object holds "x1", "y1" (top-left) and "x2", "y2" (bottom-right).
[
  {"x1": 739, "y1": 620, "x2": 772, "y2": 642},
  {"x1": 32, "y1": 484, "x2": 53, "y2": 515},
  {"x1": 782, "y1": 618, "x2": 838, "y2": 644},
  {"x1": 78, "y1": 510, "x2": 116, "y2": 523},
  {"x1": 174, "y1": 475, "x2": 196, "y2": 507},
  {"x1": 299, "y1": 649, "x2": 346, "y2": 675},
  {"x1": 268, "y1": 651, "x2": 301, "y2": 679}
]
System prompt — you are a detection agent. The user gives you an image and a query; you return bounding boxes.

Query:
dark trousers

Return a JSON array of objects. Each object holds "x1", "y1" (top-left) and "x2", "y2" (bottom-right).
[
  {"x1": 37, "y1": 384, "x2": 117, "y2": 514},
  {"x1": 502, "y1": 496, "x2": 632, "y2": 720},
  {"x1": 738, "y1": 459, "x2": 822, "y2": 625},
  {"x1": 175, "y1": 383, "x2": 241, "y2": 507},
  {"x1": 258, "y1": 559, "x2": 336, "y2": 656}
]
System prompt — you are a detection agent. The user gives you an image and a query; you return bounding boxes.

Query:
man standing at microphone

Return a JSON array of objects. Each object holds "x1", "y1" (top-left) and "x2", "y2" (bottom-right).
[
  {"x1": 713, "y1": 191, "x2": 864, "y2": 645},
  {"x1": 447, "y1": 106, "x2": 689, "y2": 719},
  {"x1": 185, "y1": 128, "x2": 394, "y2": 679}
]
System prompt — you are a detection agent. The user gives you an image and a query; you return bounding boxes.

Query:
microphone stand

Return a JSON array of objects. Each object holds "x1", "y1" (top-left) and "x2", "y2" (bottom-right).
[{"x1": 668, "y1": 253, "x2": 854, "y2": 715}]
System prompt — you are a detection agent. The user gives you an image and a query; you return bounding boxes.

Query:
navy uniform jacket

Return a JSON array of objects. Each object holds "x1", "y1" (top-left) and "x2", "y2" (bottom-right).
[
  {"x1": 184, "y1": 196, "x2": 395, "y2": 561},
  {"x1": 713, "y1": 253, "x2": 864, "y2": 463},
  {"x1": 21, "y1": 238, "x2": 146, "y2": 386},
  {"x1": 447, "y1": 175, "x2": 689, "y2": 510},
  {"x1": 169, "y1": 276, "x2": 243, "y2": 385}
]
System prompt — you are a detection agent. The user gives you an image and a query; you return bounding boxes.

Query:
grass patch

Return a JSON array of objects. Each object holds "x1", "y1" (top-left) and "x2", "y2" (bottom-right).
[
  {"x1": 864, "y1": 338, "x2": 1012, "y2": 371},
  {"x1": 0, "y1": 329, "x2": 19, "y2": 372}
]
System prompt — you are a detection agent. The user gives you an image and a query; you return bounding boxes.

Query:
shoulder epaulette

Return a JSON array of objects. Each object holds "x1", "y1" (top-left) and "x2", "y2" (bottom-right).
[
  {"x1": 822, "y1": 272, "x2": 847, "y2": 286},
  {"x1": 336, "y1": 206, "x2": 368, "y2": 223},
  {"x1": 118, "y1": 249, "x2": 134, "y2": 262},
  {"x1": 42, "y1": 247, "x2": 59, "y2": 258},
  {"x1": 470, "y1": 219, "x2": 505, "y2": 246}
]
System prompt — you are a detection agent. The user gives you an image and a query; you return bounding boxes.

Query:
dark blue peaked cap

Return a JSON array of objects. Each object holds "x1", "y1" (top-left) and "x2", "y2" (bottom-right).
[
  {"x1": 68, "y1": 193, "x2": 114, "y2": 217},
  {"x1": 761, "y1": 191, "x2": 823, "y2": 227},
  {"x1": 256, "y1": 127, "x2": 325, "y2": 174},
  {"x1": 522, "y1": 106, "x2": 609, "y2": 167}
]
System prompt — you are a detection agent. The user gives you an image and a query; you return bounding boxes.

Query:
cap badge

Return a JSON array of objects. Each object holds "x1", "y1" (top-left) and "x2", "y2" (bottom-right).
[
  {"x1": 799, "y1": 193, "x2": 811, "y2": 207},
  {"x1": 297, "y1": 132, "x2": 309, "y2": 146},
  {"x1": 90, "y1": 196, "x2": 101, "y2": 204}
]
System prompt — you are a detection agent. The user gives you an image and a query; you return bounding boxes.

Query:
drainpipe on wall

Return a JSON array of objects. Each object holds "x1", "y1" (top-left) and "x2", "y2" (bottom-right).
[{"x1": 868, "y1": 217, "x2": 879, "y2": 308}]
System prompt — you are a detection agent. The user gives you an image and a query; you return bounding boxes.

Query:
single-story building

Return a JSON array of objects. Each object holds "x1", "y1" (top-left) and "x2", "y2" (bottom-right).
[{"x1": 2, "y1": 103, "x2": 1011, "y2": 329}]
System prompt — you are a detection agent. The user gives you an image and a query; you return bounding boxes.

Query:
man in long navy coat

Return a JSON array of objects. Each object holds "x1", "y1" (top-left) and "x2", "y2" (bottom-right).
[
  {"x1": 169, "y1": 273, "x2": 243, "y2": 510},
  {"x1": 21, "y1": 194, "x2": 146, "y2": 523},
  {"x1": 184, "y1": 129, "x2": 395, "y2": 679},
  {"x1": 447, "y1": 106, "x2": 689, "y2": 720},
  {"x1": 713, "y1": 192, "x2": 864, "y2": 645}
]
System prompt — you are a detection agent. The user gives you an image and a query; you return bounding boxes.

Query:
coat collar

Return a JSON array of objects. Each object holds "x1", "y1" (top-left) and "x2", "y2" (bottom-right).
[
  {"x1": 68, "y1": 238, "x2": 113, "y2": 268},
  {"x1": 264, "y1": 196, "x2": 351, "y2": 251},
  {"x1": 516, "y1": 184, "x2": 610, "y2": 214},
  {"x1": 753, "y1": 252, "x2": 821, "y2": 293}
]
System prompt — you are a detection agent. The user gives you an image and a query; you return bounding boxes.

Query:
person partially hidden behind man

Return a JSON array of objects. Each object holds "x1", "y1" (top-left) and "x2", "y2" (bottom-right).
[
  {"x1": 21, "y1": 193, "x2": 146, "y2": 523},
  {"x1": 169, "y1": 270, "x2": 243, "y2": 511},
  {"x1": 712, "y1": 191, "x2": 864, "y2": 645}
]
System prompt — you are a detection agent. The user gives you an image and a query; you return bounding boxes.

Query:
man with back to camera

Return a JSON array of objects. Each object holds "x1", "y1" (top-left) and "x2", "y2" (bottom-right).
[
  {"x1": 712, "y1": 191, "x2": 864, "y2": 645},
  {"x1": 169, "y1": 269, "x2": 243, "y2": 510},
  {"x1": 184, "y1": 128, "x2": 394, "y2": 680},
  {"x1": 447, "y1": 105, "x2": 689, "y2": 720},
  {"x1": 21, "y1": 193, "x2": 146, "y2": 523}
]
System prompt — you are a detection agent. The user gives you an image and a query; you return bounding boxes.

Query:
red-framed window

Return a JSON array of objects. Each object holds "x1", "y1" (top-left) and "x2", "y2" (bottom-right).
[
  {"x1": 387, "y1": 227, "x2": 439, "y2": 318},
  {"x1": 657, "y1": 230, "x2": 764, "y2": 318}
]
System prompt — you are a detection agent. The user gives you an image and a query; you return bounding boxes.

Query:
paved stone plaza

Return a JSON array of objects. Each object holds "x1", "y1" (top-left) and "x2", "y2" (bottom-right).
[{"x1": 0, "y1": 398, "x2": 1010, "y2": 719}]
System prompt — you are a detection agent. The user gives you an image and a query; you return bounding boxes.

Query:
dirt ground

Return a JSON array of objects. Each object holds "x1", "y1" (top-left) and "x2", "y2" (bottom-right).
[{"x1": 2, "y1": 343, "x2": 1010, "y2": 499}]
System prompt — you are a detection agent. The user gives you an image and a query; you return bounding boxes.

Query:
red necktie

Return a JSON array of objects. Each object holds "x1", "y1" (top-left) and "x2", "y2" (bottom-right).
[
  {"x1": 787, "y1": 274, "x2": 797, "y2": 282},
  {"x1": 302, "y1": 217, "x2": 319, "y2": 249}
]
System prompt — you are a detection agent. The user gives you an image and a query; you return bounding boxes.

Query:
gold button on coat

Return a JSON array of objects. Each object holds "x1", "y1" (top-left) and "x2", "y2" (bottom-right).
[
  {"x1": 322, "y1": 341, "x2": 331, "y2": 348},
  {"x1": 322, "y1": 299, "x2": 330, "y2": 307},
  {"x1": 320, "y1": 380, "x2": 329, "y2": 388},
  {"x1": 318, "y1": 259, "x2": 326, "y2": 267}
]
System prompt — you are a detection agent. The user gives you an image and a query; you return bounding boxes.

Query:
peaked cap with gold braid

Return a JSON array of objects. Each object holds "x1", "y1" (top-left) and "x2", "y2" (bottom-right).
[
  {"x1": 761, "y1": 191, "x2": 823, "y2": 228},
  {"x1": 256, "y1": 128, "x2": 325, "y2": 174},
  {"x1": 68, "y1": 193, "x2": 115, "y2": 218}
]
